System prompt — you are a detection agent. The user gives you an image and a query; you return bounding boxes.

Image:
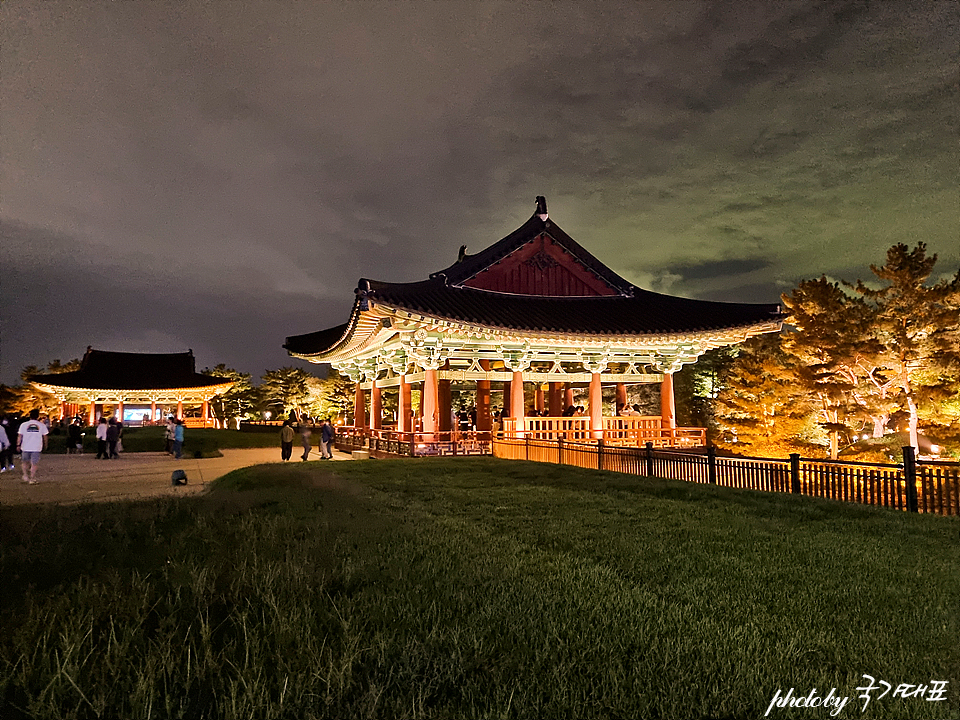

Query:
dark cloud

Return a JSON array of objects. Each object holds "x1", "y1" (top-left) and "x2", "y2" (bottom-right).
[{"x1": 1, "y1": 0, "x2": 957, "y2": 384}]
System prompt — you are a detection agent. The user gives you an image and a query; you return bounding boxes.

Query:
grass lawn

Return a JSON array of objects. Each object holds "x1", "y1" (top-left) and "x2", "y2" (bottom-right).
[
  {"x1": 46, "y1": 425, "x2": 279, "y2": 456},
  {"x1": 0, "y1": 458, "x2": 956, "y2": 719}
]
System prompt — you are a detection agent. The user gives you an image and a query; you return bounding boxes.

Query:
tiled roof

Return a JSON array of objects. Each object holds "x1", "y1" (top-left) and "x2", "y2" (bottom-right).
[
  {"x1": 29, "y1": 349, "x2": 230, "y2": 391},
  {"x1": 283, "y1": 323, "x2": 350, "y2": 357},
  {"x1": 370, "y1": 277, "x2": 778, "y2": 335}
]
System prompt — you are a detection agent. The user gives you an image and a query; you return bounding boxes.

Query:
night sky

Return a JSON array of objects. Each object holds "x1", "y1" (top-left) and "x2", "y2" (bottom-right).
[{"x1": 1, "y1": 1, "x2": 957, "y2": 385}]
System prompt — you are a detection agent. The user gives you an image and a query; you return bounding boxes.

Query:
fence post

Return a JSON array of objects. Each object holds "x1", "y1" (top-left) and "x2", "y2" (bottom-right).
[
  {"x1": 789, "y1": 453, "x2": 801, "y2": 494},
  {"x1": 558, "y1": 437, "x2": 563, "y2": 466},
  {"x1": 409, "y1": 433, "x2": 416, "y2": 458},
  {"x1": 903, "y1": 445, "x2": 919, "y2": 513},
  {"x1": 707, "y1": 445, "x2": 717, "y2": 485},
  {"x1": 598, "y1": 439, "x2": 604, "y2": 471},
  {"x1": 525, "y1": 435, "x2": 530, "y2": 461},
  {"x1": 645, "y1": 441, "x2": 654, "y2": 477}
]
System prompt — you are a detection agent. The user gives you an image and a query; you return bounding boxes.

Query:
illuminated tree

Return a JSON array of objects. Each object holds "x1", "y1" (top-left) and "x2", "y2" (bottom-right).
[
  {"x1": 852, "y1": 244, "x2": 960, "y2": 451},
  {"x1": 260, "y1": 367, "x2": 312, "y2": 420},
  {"x1": 303, "y1": 368, "x2": 354, "y2": 421},
  {"x1": 202, "y1": 365, "x2": 258, "y2": 429},
  {"x1": 714, "y1": 334, "x2": 820, "y2": 456},
  {"x1": 780, "y1": 278, "x2": 875, "y2": 458}
]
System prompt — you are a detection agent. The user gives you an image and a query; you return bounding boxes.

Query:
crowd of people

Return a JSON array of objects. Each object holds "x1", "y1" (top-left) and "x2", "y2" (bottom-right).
[{"x1": 279, "y1": 415, "x2": 336, "y2": 461}]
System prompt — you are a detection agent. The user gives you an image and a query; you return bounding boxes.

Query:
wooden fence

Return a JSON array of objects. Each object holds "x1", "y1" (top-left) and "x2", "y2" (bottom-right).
[{"x1": 492, "y1": 436, "x2": 960, "y2": 517}]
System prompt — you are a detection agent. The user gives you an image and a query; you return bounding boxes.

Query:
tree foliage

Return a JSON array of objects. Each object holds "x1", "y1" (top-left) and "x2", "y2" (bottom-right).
[{"x1": 202, "y1": 365, "x2": 258, "y2": 429}]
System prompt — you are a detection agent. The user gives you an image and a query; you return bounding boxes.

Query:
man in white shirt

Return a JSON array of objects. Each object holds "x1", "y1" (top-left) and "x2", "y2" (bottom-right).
[{"x1": 17, "y1": 409, "x2": 49, "y2": 485}]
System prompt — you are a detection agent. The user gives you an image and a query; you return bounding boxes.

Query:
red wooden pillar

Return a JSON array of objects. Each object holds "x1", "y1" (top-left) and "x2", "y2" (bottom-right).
[
  {"x1": 589, "y1": 373, "x2": 603, "y2": 440},
  {"x1": 548, "y1": 382, "x2": 563, "y2": 416},
  {"x1": 202, "y1": 400, "x2": 209, "y2": 427},
  {"x1": 564, "y1": 384, "x2": 574, "y2": 410},
  {"x1": 353, "y1": 383, "x2": 366, "y2": 429},
  {"x1": 398, "y1": 376, "x2": 411, "y2": 432},
  {"x1": 176, "y1": 400, "x2": 184, "y2": 421},
  {"x1": 438, "y1": 362, "x2": 451, "y2": 433},
  {"x1": 422, "y1": 368, "x2": 439, "y2": 436},
  {"x1": 118, "y1": 400, "x2": 125, "y2": 423},
  {"x1": 661, "y1": 372, "x2": 676, "y2": 432},
  {"x1": 476, "y1": 360, "x2": 491, "y2": 432},
  {"x1": 510, "y1": 371, "x2": 525, "y2": 436},
  {"x1": 59, "y1": 401, "x2": 67, "y2": 421},
  {"x1": 88, "y1": 402, "x2": 96, "y2": 426},
  {"x1": 369, "y1": 385, "x2": 382, "y2": 430},
  {"x1": 535, "y1": 384, "x2": 545, "y2": 414},
  {"x1": 150, "y1": 401, "x2": 157, "y2": 424},
  {"x1": 616, "y1": 383, "x2": 627, "y2": 412}
]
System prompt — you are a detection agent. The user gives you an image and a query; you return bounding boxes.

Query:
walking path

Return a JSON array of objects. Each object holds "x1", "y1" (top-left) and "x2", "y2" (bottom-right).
[{"x1": 0, "y1": 447, "x2": 351, "y2": 506}]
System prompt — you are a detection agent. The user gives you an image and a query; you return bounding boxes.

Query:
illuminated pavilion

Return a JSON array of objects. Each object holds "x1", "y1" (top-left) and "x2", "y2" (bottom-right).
[
  {"x1": 29, "y1": 347, "x2": 235, "y2": 426},
  {"x1": 285, "y1": 197, "x2": 782, "y2": 451}
]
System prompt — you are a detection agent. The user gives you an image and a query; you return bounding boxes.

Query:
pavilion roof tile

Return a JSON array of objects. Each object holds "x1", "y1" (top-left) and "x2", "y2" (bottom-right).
[{"x1": 29, "y1": 349, "x2": 230, "y2": 391}]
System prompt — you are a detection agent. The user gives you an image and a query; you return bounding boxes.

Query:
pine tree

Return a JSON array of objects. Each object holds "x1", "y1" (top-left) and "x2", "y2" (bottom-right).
[
  {"x1": 781, "y1": 277, "x2": 874, "y2": 458},
  {"x1": 852, "y1": 243, "x2": 959, "y2": 451},
  {"x1": 714, "y1": 334, "x2": 818, "y2": 457},
  {"x1": 202, "y1": 365, "x2": 258, "y2": 429}
]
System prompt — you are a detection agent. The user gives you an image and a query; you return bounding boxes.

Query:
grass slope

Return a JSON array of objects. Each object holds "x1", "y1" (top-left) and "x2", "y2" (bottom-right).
[{"x1": 0, "y1": 458, "x2": 956, "y2": 719}]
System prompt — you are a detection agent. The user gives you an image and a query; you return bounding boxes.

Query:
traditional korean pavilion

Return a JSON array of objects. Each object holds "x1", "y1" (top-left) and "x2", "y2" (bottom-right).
[
  {"x1": 285, "y1": 197, "x2": 782, "y2": 451},
  {"x1": 29, "y1": 347, "x2": 235, "y2": 426}
]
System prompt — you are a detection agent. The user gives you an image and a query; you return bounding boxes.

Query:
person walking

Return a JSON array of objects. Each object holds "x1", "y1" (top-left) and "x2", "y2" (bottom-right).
[
  {"x1": 320, "y1": 418, "x2": 335, "y2": 459},
  {"x1": 106, "y1": 417, "x2": 120, "y2": 459},
  {"x1": 67, "y1": 418, "x2": 83, "y2": 454},
  {"x1": 0, "y1": 416, "x2": 17, "y2": 471},
  {"x1": 280, "y1": 420, "x2": 294, "y2": 461},
  {"x1": 165, "y1": 417, "x2": 176, "y2": 454},
  {"x1": 299, "y1": 420, "x2": 313, "y2": 461},
  {"x1": 17, "y1": 409, "x2": 49, "y2": 485},
  {"x1": 173, "y1": 419, "x2": 185, "y2": 459},
  {"x1": 0, "y1": 420, "x2": 9, "y2": 469},
  {"x1": 95, "y1": 417, "x2": 109, "y2": 459},
  {"x1": 173, "y1": 418, "x2": 183, "y2": 460}
]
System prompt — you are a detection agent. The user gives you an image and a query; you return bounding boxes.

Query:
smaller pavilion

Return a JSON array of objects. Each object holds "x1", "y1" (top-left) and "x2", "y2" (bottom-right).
[{"x1": 29, "y1": 347, "x2": 235, "y2": 426}]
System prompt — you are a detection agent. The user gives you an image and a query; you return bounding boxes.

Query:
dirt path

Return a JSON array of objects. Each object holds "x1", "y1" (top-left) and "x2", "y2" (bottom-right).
[{"x1": 0, "y1": 447, "x2": 352, "y2": 506}]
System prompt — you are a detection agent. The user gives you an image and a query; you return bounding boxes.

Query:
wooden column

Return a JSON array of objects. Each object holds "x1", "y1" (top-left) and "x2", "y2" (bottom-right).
[
  {"x1": 150, "y1": 401, "x2": 157, "y2": 424},
  {"x1": 353, "y1": 383, "x2": 366, "y2": 429},
  {"x1": 476, "y1": 360, "x2": 491, "y2": 432},
  {"x1": 661, "y1": 373, "x2": 676, "y2": 429},
  {"x1": 369, "y1": 385, "x2": 382, "y2": 430},
  {"x1": 118, "y1": 401, "x2": 124, "y2": 423},
  {"x1": 438, "y1": 362, "x2": 452, "y2": 432},
  {"x1": 59, "y1": 401, "x2": 67, "y2": 421},
  {"x1": 616, "y1": 383, "x2": 627, "y2": 412},
  {"x1": 398, "y1": 376, "x2": 411, "y2": 432},
  {"x1": 589, "y1": 372, "x2": 603, "y2": 440},
  {"x1": 422, "y1": 368, "x2": 439, "y2": 435},
  {"x1": 510, "y1": 371, "x2": 525, "y2": 436},
  {"x1": 88, "y1": 402, "x2": 96, "y2": 426},
  {"x1": 176, "y1": 400, "x2": 184, "y2": 420},
  {"x1": 548, "y1": 382, "x2": 563, "y2": 416},
  {"x1": 202, "y1": 400, "x2": 209, "y2": 427},
  {"x1": 535, "y1": 384, "x2": 545, "y2": 414},
  {"x1": 564, "y1": 384, "x2": 574, "y2": 410}
]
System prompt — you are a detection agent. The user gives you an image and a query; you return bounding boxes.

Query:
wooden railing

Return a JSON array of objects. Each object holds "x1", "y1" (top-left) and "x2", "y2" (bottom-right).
[
  {"x1": 334, "y1": 426, "x2": 491, "y2": 458},
  {"x1": 492, "y1": 437, "x2": 960, "y2": 517},
  {"x1": 502, "y1": 416, "x2": 706, "y2": 447}
]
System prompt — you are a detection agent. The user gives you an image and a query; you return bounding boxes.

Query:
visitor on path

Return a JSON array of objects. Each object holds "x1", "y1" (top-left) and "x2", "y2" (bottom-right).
[
  {"x1": 165, "y1": 417, "x2": 176, "y2": 454},
  {"x1": 67, "y1": 419, "x2": 83, "y2": 453},
  {"x1": 173, "y1": 419, "x2": 184, "y2": 459},
  {"x1": 106, "y1": 417, "x2": 120, "y2": 459},
  {"x1": 280, "y1": 420, "x2": 294, "y2": 461},
  {"x1": 320, "y1": 419, "x2": 335, "y2": 459},
  {"x1": 0, "y1": 421, "x2": 9, "y2": 469},
  {"x1": 0, "y1": 416, "x2": 17, "y2": 471},
  {"x1": 17, "y1": 409, "x2": 49, "y2": 485},
  {"x1": 95, "y1": 417, "x2": 109, "y2": 459},
  {"x1": 299, "y1": 421, "x2": 313, "y2": 461}
]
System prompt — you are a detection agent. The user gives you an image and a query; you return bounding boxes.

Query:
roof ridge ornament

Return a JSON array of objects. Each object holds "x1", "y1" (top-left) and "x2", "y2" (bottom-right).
[{"x1": 536, "y1": 195, "x2": 548, "y2": 221}]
